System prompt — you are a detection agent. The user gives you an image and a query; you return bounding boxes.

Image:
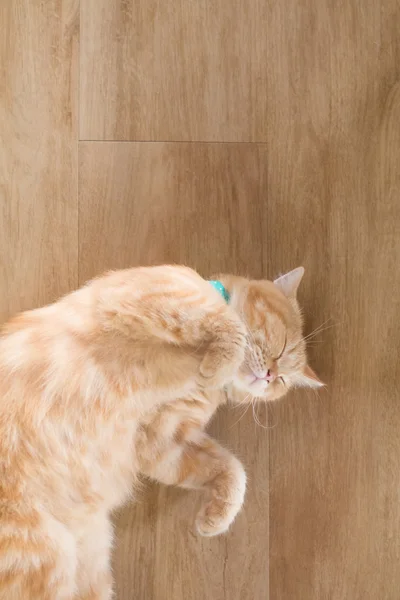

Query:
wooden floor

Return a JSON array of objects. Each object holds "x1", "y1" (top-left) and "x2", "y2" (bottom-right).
[{"x1": 1, "y1": 1, "x2": 400, "y2": 598}]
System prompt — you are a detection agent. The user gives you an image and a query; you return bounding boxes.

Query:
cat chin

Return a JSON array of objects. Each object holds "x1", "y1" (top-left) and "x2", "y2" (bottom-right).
[
  {"x1": 226, "y1": 379, "x2": 268, "y2": 402},
  {"x1": 227, "y1": 377, "x2": 288, "y2": 404}
]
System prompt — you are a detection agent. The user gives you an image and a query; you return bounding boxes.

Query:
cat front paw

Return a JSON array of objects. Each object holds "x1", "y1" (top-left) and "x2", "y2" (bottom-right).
[
  {"x1": 195, "y1": 498, "x2": 243, "y2": 537},
  {"x1": 195, "y1": 458, "x2": 246, "y2": 536},
  {"x1": 197, "y1": 323, "x2": 247, "y2": 390}
]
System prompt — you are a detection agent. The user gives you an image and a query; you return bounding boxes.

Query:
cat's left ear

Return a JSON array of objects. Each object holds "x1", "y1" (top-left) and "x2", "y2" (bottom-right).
[
  {"x1": 274, "y1": 266, "x2": 304, "y2": 298},
  {"x1": 297, "y1": 364, "x2": 325, "y2": 388}
]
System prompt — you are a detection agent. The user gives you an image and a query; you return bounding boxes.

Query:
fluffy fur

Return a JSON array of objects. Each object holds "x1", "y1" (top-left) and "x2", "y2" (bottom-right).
[{"x1": 0, "y1": 265, "x2": 321, "y2": 599}]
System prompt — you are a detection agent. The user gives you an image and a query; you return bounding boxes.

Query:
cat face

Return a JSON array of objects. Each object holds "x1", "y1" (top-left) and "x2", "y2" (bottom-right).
[{"x1": 229, "y1": 268, "x2": 323, "y2": 401}]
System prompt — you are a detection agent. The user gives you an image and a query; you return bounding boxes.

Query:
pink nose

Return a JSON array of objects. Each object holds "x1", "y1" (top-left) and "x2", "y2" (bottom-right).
[{"x1": 266, "y1": 369, "x2": 276, "y2": 383}]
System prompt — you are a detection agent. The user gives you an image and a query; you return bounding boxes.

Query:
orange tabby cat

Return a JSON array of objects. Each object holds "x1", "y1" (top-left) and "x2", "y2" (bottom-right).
[{"x1": 0, "y1": 265, "x2": 321, "y2": 599}]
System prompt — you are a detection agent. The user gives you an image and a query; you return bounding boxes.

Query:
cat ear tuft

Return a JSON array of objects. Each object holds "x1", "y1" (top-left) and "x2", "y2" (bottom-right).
[
  {"x1": 298, "y1": 364, "x2": 324, "y2": 388},
  {"x1": 274, "y1": 267, "x2": 305, "y2": 298}
]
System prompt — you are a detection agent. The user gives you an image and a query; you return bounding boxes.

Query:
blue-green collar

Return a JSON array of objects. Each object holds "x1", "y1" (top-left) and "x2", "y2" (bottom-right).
[{"x1": 209, "y1": 280, "x2": 230, "y2": 303}]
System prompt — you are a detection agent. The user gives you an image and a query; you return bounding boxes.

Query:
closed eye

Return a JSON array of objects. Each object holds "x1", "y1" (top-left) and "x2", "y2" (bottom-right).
[
  {"x1": 274, "y1": 335, "x2": 287, "y2": 361},
  {"x1": 279, "y1": 376, "x2": 285, "y2": 385}
]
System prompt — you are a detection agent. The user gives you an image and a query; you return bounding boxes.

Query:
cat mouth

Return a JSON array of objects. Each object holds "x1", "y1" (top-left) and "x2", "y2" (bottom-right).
[
  {"x1": 237, "y1": 366, "x2": 269, "y2": 391},
  {"x1": 248, "y1": 372, "x2": 268, "y2": 387}
]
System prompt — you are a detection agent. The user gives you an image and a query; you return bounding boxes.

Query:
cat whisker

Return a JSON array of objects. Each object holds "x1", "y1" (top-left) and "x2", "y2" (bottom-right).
[
  {"x1": 305, "y1": 387, "x2": 322, "y2": 403},
  {"x1": 232, "y1": 393, "x2": 251, "y2": 408},
  {"x1": 251, "y1": 399, "x2": 272, "y2": 430},
  {"x1": 229, "y1": 399, "x2": 252, "y2": 429},
  {"x1": 303, "y1": 318, "x2": 338, "y2": 341},
  {"x1": 303, "y1": 318, "x2": 332, "y2": 339},
  {"x1": 304, "y1": 324, "x2": 337, "y2": 341}
]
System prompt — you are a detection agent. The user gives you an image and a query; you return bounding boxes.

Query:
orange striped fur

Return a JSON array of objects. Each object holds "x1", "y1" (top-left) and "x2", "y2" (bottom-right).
[{"x1": 0, "y1": 265, "x2": 321, "y2": 599}]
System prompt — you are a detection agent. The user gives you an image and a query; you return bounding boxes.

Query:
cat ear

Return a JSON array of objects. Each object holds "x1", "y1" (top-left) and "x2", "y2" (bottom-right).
[
  {"x1": 298, "y1": 364, "x2": 325, "y2": 388},
  {"x1": 274, "y1": 267, "x2": 305, "y2": 298}
]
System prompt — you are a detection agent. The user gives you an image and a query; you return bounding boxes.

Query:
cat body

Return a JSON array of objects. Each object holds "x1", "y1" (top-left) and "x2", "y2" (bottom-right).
[{"x1": 0, "y1": 265, "x2": 321, "y2": 599}]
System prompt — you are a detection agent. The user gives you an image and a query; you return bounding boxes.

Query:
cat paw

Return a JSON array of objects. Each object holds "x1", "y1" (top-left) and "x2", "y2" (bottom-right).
[
  {"x1": 195, "y1": 498, "x2": 242, "y2": 537},
  {"x1": 195, "y1": 459, "x2": 246, "y2": 537},
  {"x1": 197, "y1": 325, "x2": 247, "y2": 390},
  {"x1": 197, "y1": 359, "x2": 241, "y2": 390}
]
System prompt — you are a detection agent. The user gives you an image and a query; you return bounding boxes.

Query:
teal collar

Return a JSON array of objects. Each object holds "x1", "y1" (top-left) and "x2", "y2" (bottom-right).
[{"x1": 209, "y1": 280, "x2": 230, "y2": 303}]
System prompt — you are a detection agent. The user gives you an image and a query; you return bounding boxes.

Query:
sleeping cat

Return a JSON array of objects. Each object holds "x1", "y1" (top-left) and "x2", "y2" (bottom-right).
[{"x1": 0, "y1": 265, "x2": 322, "y2": 599}]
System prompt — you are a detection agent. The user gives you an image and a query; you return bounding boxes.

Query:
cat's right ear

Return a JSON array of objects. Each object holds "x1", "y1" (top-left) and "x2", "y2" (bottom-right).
[
  {"x1": 274, "y1": 267, "x2": 304, "y2": 298},
  {"x1": 298, "y1": 364, "x2": 325, "y2": 388}
]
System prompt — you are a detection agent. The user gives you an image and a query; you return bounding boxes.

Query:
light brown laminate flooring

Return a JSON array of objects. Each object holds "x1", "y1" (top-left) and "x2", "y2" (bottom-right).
[{"x1": 1, "y1": 1, "x2": 399, "y2": 598}]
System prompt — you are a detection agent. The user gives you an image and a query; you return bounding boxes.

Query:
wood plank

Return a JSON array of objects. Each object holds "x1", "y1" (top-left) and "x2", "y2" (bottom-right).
[
  {"x1": 3, "y1": 0, "x2": 399, "y2": 597},
  {"x1": 264, "y1": 1, "x2": 400, "y2": 599},
  {"x1": 79, "y1": 141, "x2": 269, "y2": 600},
  {"x1": 80, "y1": 0, "x2": 268, "y2": 141},
  {"x1": 0, "y1": 0, "x2": 79, "y2": 320}
]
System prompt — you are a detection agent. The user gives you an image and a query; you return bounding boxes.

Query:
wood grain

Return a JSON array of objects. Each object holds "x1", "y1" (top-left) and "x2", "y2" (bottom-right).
[
  {"x1": 2, "y1": 0, "x2": 400, "y2": 598},
  {"x1": 80, "y1": 0, "x2": 268, "y2": 141},
  {"x1": 78, "y1": 142, "x2": 266, "y2": 282},
  {"x1": 0, "y1": 0, "x2": 79, "y2": 321},
  {"x1": 79, "y1": 142, "x2": 269, "y2": 600},
  {"x1": 264, "y1": 1, "x2": 400, "y2": 599}
]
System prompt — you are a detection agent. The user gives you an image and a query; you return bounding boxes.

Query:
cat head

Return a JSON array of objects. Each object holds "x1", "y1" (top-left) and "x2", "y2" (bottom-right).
[{"x1": 221, "y1": 267, "x2": 323, "y2": 401}]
